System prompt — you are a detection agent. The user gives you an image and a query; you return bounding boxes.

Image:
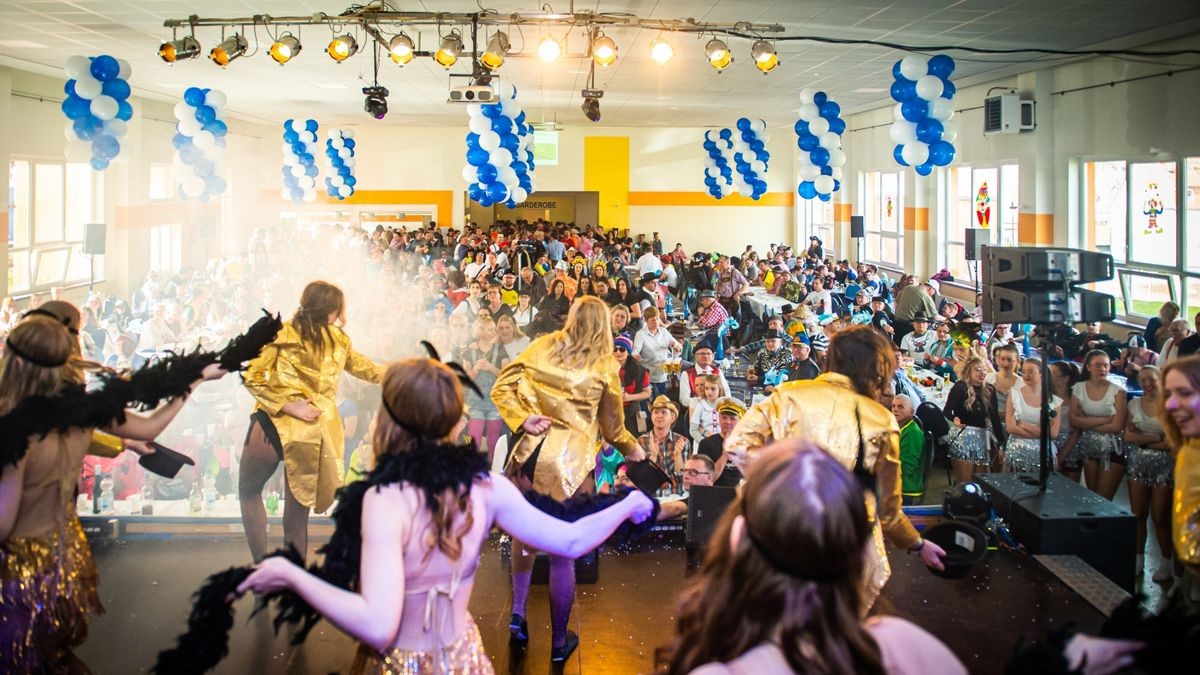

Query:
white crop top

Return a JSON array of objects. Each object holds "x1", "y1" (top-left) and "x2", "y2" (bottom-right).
[
  {"x1": 1010, "y1": 383, "x2": 1063, "y2": 425},
  {"x1": 1129, "y1": 398, "x2": 1164, "y2": 435},
  {"x1": 1072, "y1": 381, "x2": 1118, "y2": 417}
]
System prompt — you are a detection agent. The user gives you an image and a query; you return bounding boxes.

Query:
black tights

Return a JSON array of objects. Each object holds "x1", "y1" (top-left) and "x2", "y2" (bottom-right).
[{"x1": 238, "y1": 418, "x2": 310, "y2": 562}]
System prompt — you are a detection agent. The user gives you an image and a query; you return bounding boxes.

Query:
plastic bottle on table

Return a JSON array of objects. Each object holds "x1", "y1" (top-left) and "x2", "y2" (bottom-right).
[
  {"x1": 98, "y1": 473, "x2": 114, "y2": 514},
  {"x1": 188, "y1": 480, "x2": 202, "y2": 515}
]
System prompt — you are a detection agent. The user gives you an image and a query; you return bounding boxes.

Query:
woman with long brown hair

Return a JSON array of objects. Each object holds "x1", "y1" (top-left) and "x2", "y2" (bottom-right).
[
  {"x1": 1069, "y1": 349, "x2": 1128, "y2": 500},
  {"x1": 240, "y1": 281, "x2": 384, "y2": 562},
  {"x1": 668, "y1": 441, "x2": 964, "y2": 675},
  {"x1": 237, "y1": 357, "x2": 653, "y2": 673},
  {"x1": 492, "y1": 295, "x2": 648, "y2": 661}
]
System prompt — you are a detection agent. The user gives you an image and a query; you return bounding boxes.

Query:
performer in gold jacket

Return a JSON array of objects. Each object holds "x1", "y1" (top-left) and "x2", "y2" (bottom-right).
[
  {"x1": 240, "y1": 281, "x2": 383, "y2": 562},
  {"x1": 725, "y1": 325, "x2": 946, "y2": 608},
  {"x1": 1162, "y1": 355, "x2": 1200, "y2": 602},
  {"x1": 492, "y1": 296, "x2": 646, "y2": 660}
]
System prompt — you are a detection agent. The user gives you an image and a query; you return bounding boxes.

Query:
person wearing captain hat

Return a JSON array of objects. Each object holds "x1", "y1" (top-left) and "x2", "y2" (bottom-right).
[
  {"x1": 680, "y1": 333, "x2": 731, "y2": 409},
  {"x1": 696, "y1": 396, "x2": 748, "y2": 488}
]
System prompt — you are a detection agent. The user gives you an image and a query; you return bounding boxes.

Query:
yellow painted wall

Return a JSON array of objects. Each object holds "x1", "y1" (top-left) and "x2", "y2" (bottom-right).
[{"x1": 584, "y1": 136, "x2": 630, "y2": 230}]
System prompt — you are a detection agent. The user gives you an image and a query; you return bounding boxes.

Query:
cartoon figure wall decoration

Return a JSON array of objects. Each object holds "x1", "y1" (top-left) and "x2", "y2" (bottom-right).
[
  {"x1": 975, "y1": 181, "x2": 992, "y2": 228},
  {"x1": 1144, "y1": 182, "x2": 1164, "y2": 234}
]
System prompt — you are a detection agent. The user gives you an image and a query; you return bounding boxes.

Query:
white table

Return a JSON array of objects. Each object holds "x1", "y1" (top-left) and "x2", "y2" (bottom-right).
[{"x1": 742, "y1": 288, "x2": 792, "y2": 318}]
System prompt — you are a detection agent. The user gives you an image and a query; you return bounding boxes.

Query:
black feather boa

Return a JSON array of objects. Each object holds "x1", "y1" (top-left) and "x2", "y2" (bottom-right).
[
  {"x1": 153, "y1": 441, "x2": 660, "y2": 674},
  {"x1": 0, "y1": 311, "x2": 281, "y2": 470}
]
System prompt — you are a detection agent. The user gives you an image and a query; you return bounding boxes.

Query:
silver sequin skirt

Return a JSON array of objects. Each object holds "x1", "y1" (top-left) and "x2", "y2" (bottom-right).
[
  {"x1": 1125, "y1": 444, "x2": 1174, "y2": 487},
  {"x1": 1005, "y1": 436, "x2": 1055, "y2": 473},
  {"x1": 948, "y1": 426, "x2": 994, "y2": 465},
  {"x1": 1076, "y1": 430, "x2": 1123, "y2": 470}
]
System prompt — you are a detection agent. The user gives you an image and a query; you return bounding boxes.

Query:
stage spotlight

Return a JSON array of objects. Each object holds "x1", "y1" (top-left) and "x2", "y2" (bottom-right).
[
  {"x1": 389, "y1": 33, "x2": 414, "y2": 65},
  {"x1": 751, "y1": 39, "x2": 778, "y2": 74},
  {"x1": 363, "y1": 85, "x2": 389, "y2": 120},
  {"x1": 592, "y1": 34, "x2": 617, "y2": 68},
  {"x1": 537, "y1": 35, "x2": 561, "y2": 63},
  {"x1": 582, "y1": 96, "x2": 601, "y2": 122},
  {"x1": 650, "y1": 38, "x2": 673, "y2": 65},
  {"x1": 159, "y1": 35, "x2": 201, "y2": 63},
  {"x1": 269, "y1": 34, "x2": 302, "y2": 64},
  {"x1": 209, "y1": 34, "x2": 248, "y2": 67},
  {"x1": 327, "y1": 34, "x2": 358, "y2": 62},
  {"x1": 480, "y1": 31, "x2": 510, "y2": 70},
  {"x1": 434, "y1": 32, "x2": 463, "y2": 68},
  {"x1": 705, "y1": 38, "x2": 732, "y2": 71}
]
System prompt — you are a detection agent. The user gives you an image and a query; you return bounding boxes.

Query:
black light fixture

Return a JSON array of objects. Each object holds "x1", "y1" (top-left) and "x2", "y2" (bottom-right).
[
  {"x1": 363, "y1": 85, "x2": 389, "y2": 119},
  {"x1": 159, "y1": 35, "x2": 201, "y2": 63},
  {"x1": 582, "y1": 96, "x2": 601, "y2": 122}
]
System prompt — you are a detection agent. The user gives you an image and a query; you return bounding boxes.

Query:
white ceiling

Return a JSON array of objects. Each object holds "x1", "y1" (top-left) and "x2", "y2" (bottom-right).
[{"x1": 0, "y1": 0, "x2": 1199, "y2": 129}]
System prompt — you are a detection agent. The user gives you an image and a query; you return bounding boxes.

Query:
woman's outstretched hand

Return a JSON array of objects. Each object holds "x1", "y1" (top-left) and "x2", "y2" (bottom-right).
[
  {"x1": 624, "y1": 490, "x2": 655, "y2": 524},
  {"x1": 236, "y1": 557, "x2": 298, "y2": 597}
]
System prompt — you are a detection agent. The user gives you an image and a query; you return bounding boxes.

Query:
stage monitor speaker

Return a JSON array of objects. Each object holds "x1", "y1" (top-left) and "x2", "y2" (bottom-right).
[
  {"x1": 974, "y1": 473, "x2": 1136, "y2": 592},
  {"x1": 850, "y1": 216, "x2": 865, "y2": 238},
  {"x1": 964, "y1": 228, "x2": 986, "y2": 261},
  {"x1": 686, "y1": 486, "x2": 738, "y2": 549},
  {"x1": 983, "y1": 285, "x2": 1116, "y2": 325},
  {"x1": 981, "y1": 245, "x2": 1116, "y2": 324},
  {"x1": 83, "y1": 223, "x2": 106, "y2": 255},
  {"x1": 983, "y1": 246, "x2": 1114, "y2": 286}
]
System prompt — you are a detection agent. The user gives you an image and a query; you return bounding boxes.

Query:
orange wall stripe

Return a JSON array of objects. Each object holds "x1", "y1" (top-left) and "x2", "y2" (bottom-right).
[
  {"x1": 903, "y1": 206, "x2": 929, "y2": 231},
  {"x1": 629, "y1": 191, "x2": 795, "y2": 207},
  {"x1": 833, "y1": 203, "x2": 852, "y2": 222},
  {"x1": 1018, "y1": 213, "x2": 1055, "y2": 246}
]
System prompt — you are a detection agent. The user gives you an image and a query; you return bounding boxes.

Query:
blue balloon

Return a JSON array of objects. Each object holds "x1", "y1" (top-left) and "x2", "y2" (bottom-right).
[
  {"x1": 93, "y1": 134, "x2": 120, "y2": 160},
  {"x1": 177, "y1": 185, "x2": 189, "y2": 200},
  {"x1": 810, "y1": 147, "x2": 830, "y2": 166},
  {"x1": 468, "y1": 184, "x2": 485, "y2": 202},
  {"x1": 486, "y1": 182, "x2": 509, "y2": 202},
  {"x1": 798, "y1": 181, "x2": 817, "y2": 199},
  {"x1": 337, "y1": 165, "x2": 351, "y2": 177},
  {"x1": 305, "y1": 119, "x2": 318, "y2": 133},
  {"x1": 477, "y1": 164, "x2": 498, "y2": 183},
  {"x1": 283, "y1": 119, "x2": 295, "y2": 132},
  {"x1": 72, "y1": 116, "x2": 100, "y2": 140},
  {"x1": 736, "y1": 162, "x2": 751, "y2": 175},
  {"x1": 62, "y1": 94, "x2": 91, "y2": 120},
  {"x1": 184, "y1": 86, "x2": 207, "y2": 107},
  {"x1": 291, "y1": 187, "x2": 304, "y2": 201},
  {"x1": 345, "y1": 175, "x2": 357, "y2": 187},
  {"x1": 206, "y1": 175, "x2": 227, "y2": 194},
  {"x1": 704, "y1": 176, "x2": 718, "y2": 188},
  {"x1": 828, "y1": 118, "x2": 846, "y2": 135},
  {"x1": 819, "y1": 101, "x2": 841, "y2": 119},
  {"x1": 798, "y1": 134, "x2": 819, "y2": 152},
  {"x1": 90, "y1": 55, "x2": 120, "y2": 82},
  {"x1": 901, "y1": 98, "x2": 928, "y2": 122},
  {"x1": 193, "y1": 160, "x2": 214, "y2": 177},
  {"x1": 466, "y1": 132, "x2": 481, "y2": 149},
  {"x1": 101, "y1": 78, "x2": 130, "y2": 101},
  {"x1": 515, "y1": 111, "x2": 526, "y2": 125},
  {"x1": 929, "y1": 140, "x2": 956, "y2": 166},
  {"x1": 927, "y1": 54, "x2": 956, "y2": 79},
  {"x1": 116, "y1": 100, "x2": 133, "y2": 121},
  {"x1": 511, "y1": 161, "x2": 527, "y2": 175},
  {"x1": 64, "y1": 80, "x2": 77, "y2": 96},
  {"x1": 298, "y1": 153, "x2": 313, "y2": 166},
  {"x1": 892, "y1": 60, "x2": 904, "y2": 79},
  {"x1": 719, "y1": 128, "x2": 732, "y2": 140},
  {"x1": 916, "y1": 118, "x2": 944, "y2": 144},
  {"x1": 180, "y1": 145, "x2": 200, "y2": 163},
  {"x1": 208, "y1": 120, "x2": 228, "y2": 137},
  {"x1": 305, "y1": 164, "x2": 318, "y2": 177},
  {"x1": 283, "y1": 130, "x2": 299, "y2": 144},
  {"x1": 171, "y1": 133, "x2": 192, "y2": 150},
  {"x1": 818, "y1": 192, "x2": 831, "y2": 202},
  {"x1": 91, "y1": 157, "x2": 110, "y2": 171},
  {"x1": 491, "y1": 116, "x2": 513, "y2": 135},
  {"x1": 195, "y1": 105, "x2": 216, "y2": 124},
  {"x1": 941, "y1": 79, "x2": 957, "y2": 99},
  {"x1": 344, "y1": 138, "x2": 356, "y2": 149},
  {"x1": 820, "y1": 165, "x2": 833, "y2": 176},
  {"x1": 890, "y1": 78, "x2": 916, "y2": 102},
  {"x1": 760, "y1": 150, "x2": 771, "y2": 163},
  {"x1": 736, "y1": 118, "x2": 751, "y2": 131},
  {"x1": 500, "y1": 134, "x2": 519, "y2": 152},
  {"x1": 481, "y1": 104, "x2": 503, "y2": 119},
  {"x1": 749, "y1": 139, "x2": 765, "y2": 154},
  {"x1": 915, "y1": 162, "x2": 934, "y2": 176},
  {"x1": 478, "y1": 196, "x2": 495, "y2": 208},
  {"x1": 814, "y1": 91, "x2": 828, "y2": 105},
  {"x1": 703, "y1": 140, "x2": 717, "y2": 153},
  {"x1": 893, "y1": 145, "x2": 909, "y2": 167},
  {"x1": 833, "y1": 179, "x2": 841, "y2": 192},
  {"x1": 215, "y1": 137, "x2": 227, "y2": 149},
  {"x1": 794, "y1": 119, "x2": 809, "y2": 136}
]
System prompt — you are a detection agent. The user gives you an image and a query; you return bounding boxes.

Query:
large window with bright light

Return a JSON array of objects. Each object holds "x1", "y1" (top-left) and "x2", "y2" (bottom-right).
[
  {"x1": 149, "y1": 224, "x2": 181, "y2": 273},
  {"x1": 858, "y1": 170, "x2": 904, "y2": 267},
  {"x1": 798, "y1": 198, "x2": 834, "y2": 259},
  {"x1": 7, "y1": 159, "x2": 104, "y2": 295},
  {"x1": 944, "y1": 164, "x2": 1018, "y2": 281},
  {"x1": 1083, "y1": 158, "x2": 1199, "y2": 319}
]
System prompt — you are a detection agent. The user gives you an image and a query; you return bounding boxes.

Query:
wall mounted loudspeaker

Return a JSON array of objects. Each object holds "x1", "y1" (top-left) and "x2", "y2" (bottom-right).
[
  {"x1": 964, "y1": 228, "x2": 986, "y2": 261},
  {"x1": 83, "y1": 223, "x2": 107, "y2": 255},
  {"x1": 850, "y1": 215, "x2": 865, "y2": 238}
]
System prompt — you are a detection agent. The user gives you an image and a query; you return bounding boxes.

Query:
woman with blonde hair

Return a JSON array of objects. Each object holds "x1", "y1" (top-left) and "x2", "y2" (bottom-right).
[
  {"x1": 1161, "y1": 355, "x2": 1200, "y2": 601},
  {"x1": 495, "y1": 313, "x2": 530, "y2": 361},
  {"x1": 1070, "y1": 350, "x2": 1128, "y2": 500},
  {"x1": 492, "y1": 295, "x2": 648, "y2": 660},
  {"x1": 1124, "y1": 365, "x2": 1176, "y2": 582},
  {"x1": 943, "y1": 355, "x2": 1005, "y2": 485}
]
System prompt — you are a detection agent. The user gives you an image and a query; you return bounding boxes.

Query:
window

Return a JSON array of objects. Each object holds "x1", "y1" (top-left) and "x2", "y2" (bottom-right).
[
  {"x1": 1083, "y1": 158, "x2": 1200, "y2": 319},
  {"x1": 858, "y1": 170, "x2": 903, "y2": 267},
  {"x1": 149, "y1": 163, "x2": 173, "y2": 200},
  {"x1": 149, "y1": 224, "x2": 181, "y2": 273},
  {"x1": 798, "y1": 198, "x2": 834, "y2": 258},
  {"x1": 944, "y1": 163, "x2": 1018, "y2": 281},
  {"x1": 533, "y1": 130, "x2": 559, "y2": 166},
  {"x1": 7, "y1": 159, "x2": 104, "y2": 295}
]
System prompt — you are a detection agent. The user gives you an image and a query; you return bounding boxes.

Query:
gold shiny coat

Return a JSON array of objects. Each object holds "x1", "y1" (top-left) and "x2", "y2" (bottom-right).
[
  {"x1": 242, "y1": 321, "x2": 383, "y2": 512},
  {"x1": 1174, "y1": 439, "x2": 1200, "y2": 567},
  {"x1": 492, "y1": 334, "x2": 639, "y2": 500},
  {"x1": 724, "y1": 373, "x2": 922, "y2": 606}
]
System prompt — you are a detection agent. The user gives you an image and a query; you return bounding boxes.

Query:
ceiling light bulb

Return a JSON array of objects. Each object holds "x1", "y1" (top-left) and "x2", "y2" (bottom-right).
[
  {"x1": 751, "y1": 40, "x2": 778, "y2": 73},
  {"x1": 434, "y1": 33, "x2": 462, "y2": 68},
  {"x1": 592, "y1": 35, "x2": 617, "y2": 68},
  {"x1": 705, "y1": 38, "x2": 732, "y2": 70},
  {"x1": 480, "y1": 31, "x2": 510, "y2": 71},
  {"x1": 650, "y1": 39, "x2": 673, "y2": 65},
  {"x1": 538, "y1": 35, "x2": 561, "y2": 63},
  {"x1": 159, "y1": 35, "x2": 201, "y2": 63},
  {"x1": 327, "y1": 34, "x2": 358, "y2": 62},
  {"x1": 389, "y1": 33, "x2": 414, "y2": 65},
  {"x1": 269, "y1": 34, "x2": 301, "y2": 64},
  {"x1": 209, "y1": 34, "x2": 248, "y2": 67}
]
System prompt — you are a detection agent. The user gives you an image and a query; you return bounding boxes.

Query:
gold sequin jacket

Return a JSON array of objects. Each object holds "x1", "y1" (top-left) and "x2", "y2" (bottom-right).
[{"x1": 1174, "y1": 438, "x2": 1200, "y2": 567}]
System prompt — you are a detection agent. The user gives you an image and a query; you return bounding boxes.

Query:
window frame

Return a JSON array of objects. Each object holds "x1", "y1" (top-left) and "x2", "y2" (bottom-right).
[
  {"x1": 942, "y1": 162, "x2": 1019, "y2": 281},
  {"x1": 856, "y1": 169, "x2": 904, "y2": 268}
]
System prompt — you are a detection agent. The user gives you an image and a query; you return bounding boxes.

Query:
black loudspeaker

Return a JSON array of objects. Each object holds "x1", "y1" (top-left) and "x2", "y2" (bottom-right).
[
  {"x1": 964, "y1": 228, "x2": 986, "y2": 261},
  {"x1": 850, "y1": 215, "x2": 865, "y2": 238},
  {"x1": 686, "y1": 486, "x2": 738, "y2": 549},
  {"x1": 981, "y1": 246, "x2": 1116, "y2": 324},
  {"x1": 974, "y1": 473, "x2": 1136, "y2": 592},
  {"x1": 83, "y1": 223, "x2": 106, "y2": 255}
]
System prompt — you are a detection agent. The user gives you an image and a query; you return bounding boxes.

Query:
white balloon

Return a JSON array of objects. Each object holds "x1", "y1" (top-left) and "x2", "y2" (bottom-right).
[
  {"x1": 831, "y1": 167, "x2": 844, "y2": 180},
  {"x1": 65, "y1": 137, "x2": 91, "y2": 162},
  {"x1": 213, "y1": 107, "x2": 227, "y2": 121},
  {"x1": 815, "y1": 175, "x2": 835, "y2": 194},
  {"x1": 479, "y1": 131, "x2": 501, "y2": 151},
  {"x1": 74, "y1": 74, "x2": 101, "y2": 100},
  {"x1": 90, "y1": 95, "x2": 118, "y2": 120},
  {"x1": 178, "y1": 117, "x2": 201, "y2": 136},
  {"x1": 303, "y1": 190, "x2": 317, "y2": 203},
  {"x1": 900, "y1": 141, "x2": 930, "y2": 167},
  {"x1": 800, "y1": 164, "x2": 820, "y2": 181},
  {"x1": 103, "y1": 119, "x2": 127, "y2": 138},
  {"x1": 466, "y1": 103, "x2": 482, "y2": 117},
  {"x1": 500, "y1": 97, "x2": 519, "y2": 116},
  {"x1": 290, "y1": 164, "x2": 306, "y2": 177},
  {"x1": 64, "y1": 55, "x2": 91, "y2": 80},
  {"x1": 299, "y1": 175, "x2": 316, "y2": 190},
  {"x1": 828, "y1": 149, "x2": 846, "y2": 168},
  {"x1": 758, "y1": 131, "x2": 770, "y2": 143},
  {"x1": 283, "y1": 153, "x2": 299, "y2": 167},
  {"x1": 749, "y1": 119, "x2": 766, "y2": 134},
  {"x1": 738, "y1": 185, "x2": 754, "y2": 198},
  {"x1": 173, "y1": 102, "x2": 191, "y2": 120},
  {"x1": 751, "y1": 160, "x2": 766, "y2": 173},
  {"x1": 489, "y1": 148, "x2": 513, "y2": 168},
  {"x1": 343, "y1": 157, "x2": 356, "y2": 168},
  {"x1": 64, "y1": 120, "x2": 77, "y2": 140},
  {"x1": 469, "y1": 115, "x2": 491, "y2": 135},
  {"x1": 899, "y1": 54, "x2": 929, "y2": 81},
  {"x1": 705, "y1": 158, "x2": 718, "y2": 170},
  {"x1": 302, "y1": 131, "x2": 317, "y2": 145},
  {"x1": 338, "y1": 147, "x2": 351, "y2": 159},
  {"x1": 915, "y1": 75, "x2": 944, "y2": 101},
  {"x1": 462, "y1": 165, "x2": 477, "y2": 182},
  {"x1": 280, "y1": 187, "x2": 291, "y2": 200},
  {"x1": 889, "y1": 121, "x2": 917, "y2": 145},
  {"x1": 117, "y1": 58, "x2": 132, "y2": 80},
  {"x1": 499, "y1": 173, "x2": 518, "y2": 189},
  {"x1": 799, "y1": 88, "x2": 815, "y2": 105},
  {"x1": 193, "y1": 130, "x2": 215, "y2": 150},
  {"x1": 892, "y1": 103, "x2": 906, "y2": 122},
  {"x1": 808, "y1": 117, "x2": 830, "y2": 137},
  {"x1": 497, "y1": 166, "x2": 518, "y2": 183},
  {"x1": 330, "y1": 137, "x2": 345, "y2": 149},
  {"x1": 204, "y1": 89, "x2": 226, "y2": 108},
  {"x1": 798, "y1": 103, "x2": 819, "y2": 121},
  {"x1": 819, "y1": 131, "x2": 840, "y2": 150},
  {"x1": 342, "y1": 129, "x2": 355, "y2": 139},
  {"x1": 183, "y1": 174, "x2": 205, "y2": 197},
  {"x1": 929, "y1": 97, "x2": 955, "y2": 121},
  {"x1": 495, "y1": 80, "x2": 516, "y2": 99},
  {"x1": 941, "y1": 119, "x2": 958, "y2": 144},
  {"x1": 338, "y1": 184, "x2": 352, "y2": 197},
  {"x1": 706, "y1": 167, "x2": 719, "y2": 178},
  {"x1": 172, "y1": 154, "x2": 187, "y2": 172},
  {"x1": 511, "y1": 186, "x2": 528, "y2": 203}
]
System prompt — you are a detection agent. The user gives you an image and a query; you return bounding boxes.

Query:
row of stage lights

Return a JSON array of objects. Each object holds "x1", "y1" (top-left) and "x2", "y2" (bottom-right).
[{"x1": 159, "y1": 30, "x2": 780, "y2": 73}]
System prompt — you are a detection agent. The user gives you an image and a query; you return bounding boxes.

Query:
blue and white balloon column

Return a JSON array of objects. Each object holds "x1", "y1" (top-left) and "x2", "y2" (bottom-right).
[
  {"x1": 463, "y1": 81, "x2": 536, "y2": 208},
  {"x1": 281, "y1": 119, "x2": 320, "y2": 203},
  {"x1": 61, "y1": 54, "x2": 132, "y2": 171},
  {"x1": 730, "y1": 118, "x2": 770, "y2": 200},
  {"x1": 889, "y1": 54, "x2": 957, "y2": 176},
  {"x1": 794, "y1": 88, "x2": 847, "y2": 201},
  {"x1": 701, "y1": 129, "x2": 734, "y2": 199},
  {"x1": 171, "y1": 87, "x2": 228, "y2": 201},
  {"x1": 324, "y1": 130, "x2": 357, "y2": 200}
]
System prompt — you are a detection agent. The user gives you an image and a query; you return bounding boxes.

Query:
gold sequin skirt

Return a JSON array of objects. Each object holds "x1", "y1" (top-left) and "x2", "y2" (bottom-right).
[
  {"x1": 1, "y1": 513, "x2": 103, "y2": 674},
  {"x1": 349, "y1": 618, "x2": 493, "y2": 674}
]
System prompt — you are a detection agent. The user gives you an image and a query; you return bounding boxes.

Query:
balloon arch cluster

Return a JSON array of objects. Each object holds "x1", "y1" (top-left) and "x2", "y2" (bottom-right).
[
  {"x1": 701, "y1": 118, "x2": 771, "y2": 200},
  {"x1": 171, "y1": 87, "x2": 228, "y2": 201},
  {"x1": 794, "y1": 88, "x2": 847, "y2": 201},
  {"x1": 464, "y1": 82, "x2": 536, "y2": 208},
  {"x1": 281, "y1": 119, "x2": 321, "y2": 203},
  {"x1": 61, "y1": 54, "x2": 133, "y2": 171},
  {"x1": 889, "y1": 54, "x2": 958, "y2": 175}
]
